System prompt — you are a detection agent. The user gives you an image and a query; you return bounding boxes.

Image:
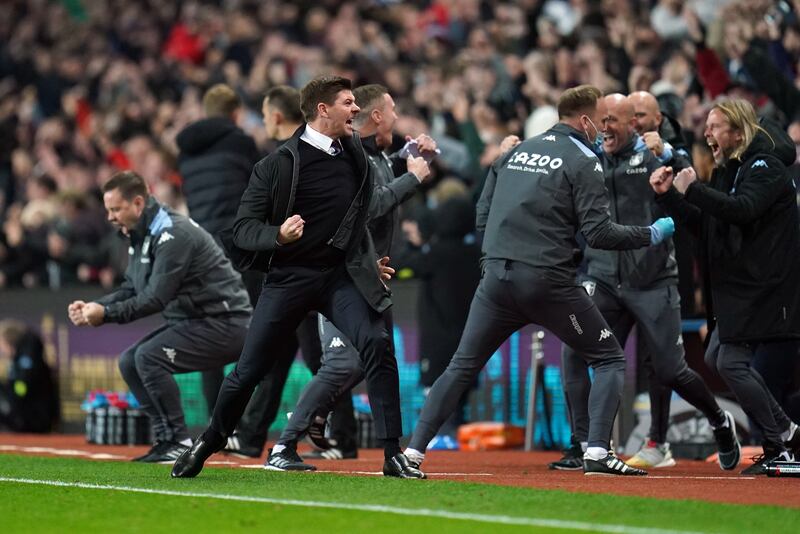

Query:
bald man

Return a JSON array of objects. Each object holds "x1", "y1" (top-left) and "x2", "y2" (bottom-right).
[
  {"x1": 629, "y1": 91, "x2": 691, "y2": 171},
  {"x1": 550, "y1": 94, "x2": 740, "y2": 472}
]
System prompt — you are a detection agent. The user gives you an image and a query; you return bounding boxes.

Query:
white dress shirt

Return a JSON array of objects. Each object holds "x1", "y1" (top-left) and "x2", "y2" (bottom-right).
[{"x1": 301, "y1": 124, "x2": 342, "y2": 155}]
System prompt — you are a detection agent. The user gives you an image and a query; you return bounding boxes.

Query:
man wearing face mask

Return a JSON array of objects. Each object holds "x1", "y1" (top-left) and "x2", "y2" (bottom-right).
[
  {"x1": 550, "y1": 94, "x2": 740, "y2": 473},
  {"x1": 403, "y1": 85, "x2": 675, "y2": 476}
]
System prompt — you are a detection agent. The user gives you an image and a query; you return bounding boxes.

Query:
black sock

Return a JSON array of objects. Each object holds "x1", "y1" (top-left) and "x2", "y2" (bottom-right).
[{"x1": 380, "y1": 438, "x2": 401, "y2": 459}]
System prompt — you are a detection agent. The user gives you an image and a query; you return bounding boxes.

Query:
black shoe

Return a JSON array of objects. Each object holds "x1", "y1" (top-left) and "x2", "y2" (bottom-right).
[
  {"x1": 548, "y1": 442, "x2": 583, "y2": 471},
  {"x1": 264, "y1": 447, "x2": 317, "y2": 471},
  {"x1": 304, "y1": 446, "x2": 358, "y2": 460},
  {"x1": 741, "y1": 449, "x2": 794, "y2": 476},
  {"x1": 133, "y1": 442, "x2": 163, "y2": 463},
  {"x1": 306, "y1": 416, "x2": 334, "y2": 450},
  {"x1": 584, "y1": 454, "x2": 647, "y2": 476},
  {"x1": 383, "y1": 453, "x2": 426, "y2": 479},
  {"x1": 145, "y1": 441, "x2": 189, "y2": 464},
  {"x1": 712, "y1": 411, "x2": 741, "y2": 471},
  {"x1": 223, "y1": 434, "x2": 262, "y2": 459},
  {"x1": 171, "y1": 430, "x2": 225, "y2": 478}
]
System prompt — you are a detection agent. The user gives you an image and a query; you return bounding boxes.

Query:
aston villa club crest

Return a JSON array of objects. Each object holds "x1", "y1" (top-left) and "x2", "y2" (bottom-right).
[{"x1": 629, "y1": 152, "x2": 644, "y2": 166}]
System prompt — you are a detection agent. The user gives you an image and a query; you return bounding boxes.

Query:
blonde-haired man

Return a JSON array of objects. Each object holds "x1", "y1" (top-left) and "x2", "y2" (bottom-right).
[{"x1": 651, "y1": 99, "x2": 800, "y2": 474}]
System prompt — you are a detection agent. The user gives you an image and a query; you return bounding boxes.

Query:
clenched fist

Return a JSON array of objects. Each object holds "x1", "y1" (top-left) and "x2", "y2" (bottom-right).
[
  {"x1": 642, "y1": 131, "x2": 665, "y2": 157},
  {"x1": 278, "y1": 214, "x2": 305, "y2": 245}
]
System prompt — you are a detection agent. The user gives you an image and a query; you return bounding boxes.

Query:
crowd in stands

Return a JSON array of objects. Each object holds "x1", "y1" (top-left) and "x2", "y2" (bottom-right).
[{"x1": 1, "y1": 0, "x2": 799, "y2": 296}]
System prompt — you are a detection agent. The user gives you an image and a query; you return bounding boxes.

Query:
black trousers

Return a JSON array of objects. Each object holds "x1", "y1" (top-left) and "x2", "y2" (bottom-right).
[
  {"x1": 409, "y1": 259, "x2": 626, "y2": 451},
  {"x1": 235, "y1": 313, "x2": 322, "y2": 451},
  {"x1": 278, "y1": 309, "x2": 395, "y2": 448},
  {"x1": 209, "y1": 263, "x2": 401, "y2": 441},
  {"x1": 704, "y1": 329, "x2": 792, "y2": 450},
  {"x1": 119, "y1": 316, "x2": 248, "y2": 442}
]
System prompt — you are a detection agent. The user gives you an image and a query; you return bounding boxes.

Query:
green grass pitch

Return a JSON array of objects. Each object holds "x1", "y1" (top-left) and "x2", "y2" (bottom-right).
[{"x1": 1, "y1": 454, "x2": 798, "y2": 533}]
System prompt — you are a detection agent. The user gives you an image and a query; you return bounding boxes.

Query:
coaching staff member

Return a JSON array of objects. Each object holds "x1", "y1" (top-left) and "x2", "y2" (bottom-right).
[
  {"x1": 404, "y1": 85, "x2": 675, "y2": 476},
  {"x1": 651, "y1": 99, "x2": 800, "y2": 474},
  {"x1": 68, "y1": 171, "x2": 251, "y2": 463},
  {"x1": 173, "y1": 75, "x2": 423, "y2": 479}
]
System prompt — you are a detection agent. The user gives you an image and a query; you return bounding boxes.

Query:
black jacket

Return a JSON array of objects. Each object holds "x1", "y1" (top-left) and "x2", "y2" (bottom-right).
[
  {"x1": 476, "y1": 123, "x2": 652, "y2": 285},
  {"x1": 231, "y1": 126, "x2": 391, "y2": 313},
  {"x1": 177, "y1": 117, "x2": 259, "y2": 238},
  {"x1": 96, "y1": 198, "x2": 251, "y2": 324},
  {"x1": 586, "y1": 135, "x2": 677, "y2": 289},
  {"x1": 656, "y1": 125, "x2": 800, "y2": 343}
]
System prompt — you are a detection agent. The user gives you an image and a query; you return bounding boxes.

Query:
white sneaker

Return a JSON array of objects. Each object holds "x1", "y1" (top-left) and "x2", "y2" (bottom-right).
[{"x1": 627, "y1": 441, "x2": 676, "y2": 468}]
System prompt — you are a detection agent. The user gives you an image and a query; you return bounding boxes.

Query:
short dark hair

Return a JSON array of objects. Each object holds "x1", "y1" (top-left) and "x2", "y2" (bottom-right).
[
  {"x1": 352, "y1": 84, "x2": 388, "y2": 128},
  {"x1": 557, "y1": 85, "x2": 603, "y2": 119},
  {"x1": 203, "y1": 84, "x2": 240, "y2": 118},
  {"x1": 264, "y1": 85, "x2": 303, "y2": 124},
  {"x1": 300, "y1": 75, "x2": 352, "y2": 122},
  {"x1": 103, "y1": 171, "x2": 148, "y2": 200}
]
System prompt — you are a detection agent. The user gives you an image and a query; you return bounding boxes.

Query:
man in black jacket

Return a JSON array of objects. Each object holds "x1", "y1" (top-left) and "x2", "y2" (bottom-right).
[
  {"x1": 172, "y1": 75, "x2": 424, "y2": 479},
  {"x1": 222, "y1": 86, "x2": 324, "y2": 460},
  {"x1": 651, "y1": 99, "x2": 800, "y2": 474},
  {"x1": 68, "y1": 171, "x2": 251, "y2": 463},
  {"x1": 551, "y1": 94, "x2": 739, "y2": 472},
  {"x1": 272, "y1": 83, "x2": 432, "y2": 462},
  {"x1": 176, "y1": 84, "x2": 261, "y2": 421}
]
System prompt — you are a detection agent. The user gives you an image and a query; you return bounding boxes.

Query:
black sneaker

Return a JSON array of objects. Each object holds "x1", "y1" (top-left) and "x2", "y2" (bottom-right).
[
  {"x1": 306, "y1": 416, "x2": 334, "y2": 450},
  {"x1": 548, "y1": 442, "x2": 583, "y2": 471},
  {"x1": 383, "y1": 453, "x2": 426, "y2": 479},
  {"x1": 135, "y1": 441, "x2": 188, "y2": 464},
  {"x1": 584, "y1": 453, "x2": 647, "y2": 476},
  {"x1": 264, "y1": 447, "x2": 317, "y2": 471},
  {"x1": 304, "y1": 446, "x2": 358, "y2": 460},
  {"x1": 146, "y1": 441, "x2": 189, "y2": 464},
  {"x1": 132, "y1": 442, "x2": 163, "y2": 462},
  {"x1": 741, "y1": 449, "x2": 794, "y2": 476},
  {"x1": 223, "y1": 434, "x2": 262, "y2": 459},
  {"x1": 712, "y1": 410, "x2": 741, "y2": 470}
]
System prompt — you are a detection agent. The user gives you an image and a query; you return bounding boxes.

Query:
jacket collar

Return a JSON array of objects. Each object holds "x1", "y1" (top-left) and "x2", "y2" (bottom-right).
[
  {"x1": 129, "y1": 197, "x2": 162, "y2": 242},
  {"x1": 301, "y1": 124, "x2": 340, "y2": 154},
  {"x1": 552, "y1": 123, "x2": 592, "y2": 149},
  {"x1": 360, "y1": 134, "x2": 380, "y2": 156},
  {"x1": 607, "y1": 134, "x2": 639, "y2": 159}
]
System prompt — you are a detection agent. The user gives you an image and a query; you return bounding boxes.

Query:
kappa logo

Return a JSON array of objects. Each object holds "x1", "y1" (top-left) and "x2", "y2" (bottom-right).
[
  {"x1": 162, "y1": 347, "x2": 177, "y2": 364},
  {"x1": 569, "y1": 314, "x2": 583, "y2": 335},
  {"x1": 629, "y1": 152, "x2": 644, "y2": 166},
  {"x1": 676, "y1": 335, "x2": 684, "y2": 346},
  {"x1": 751, "y1": 159, "x2": 768, "y2": 168},
  {"x1": 598, "y1": 328, "x2": 612, "y2": 341},
  {"x1": 158, "y1": 231, "x2": 174, "y2": 245},
  {"x1": 543, "y1": 135, "x2": 556, "y2": 142},
  {"x1": 594, "y1": 162, "x2": 603, "y2": 172},
  {"x1": 329, "y1": 337, "x2": 346, "y2": 349}
]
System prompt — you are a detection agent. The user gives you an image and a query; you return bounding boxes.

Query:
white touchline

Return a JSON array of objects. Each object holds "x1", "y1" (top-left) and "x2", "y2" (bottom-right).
[{"x1": 0, "y1": 477, "x2": 707, "y2": 534}]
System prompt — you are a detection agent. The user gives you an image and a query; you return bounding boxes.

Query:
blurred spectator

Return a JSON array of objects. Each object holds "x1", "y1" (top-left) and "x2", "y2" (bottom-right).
[
  {"x1": 0, "y1": 0, "x2": 799, "y2": 298},
  {"x1": 176, "y1": 83, "x2": 260, "y2": 419},
  {"x1": 0, "y1": 319, "x2": 59, "y2": 433}
]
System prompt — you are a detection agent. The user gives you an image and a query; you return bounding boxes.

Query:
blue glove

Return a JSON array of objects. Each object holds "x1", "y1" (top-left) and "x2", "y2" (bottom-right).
[{"x1": 649, "y1": 217, "x2": 675, "y2": 245}]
